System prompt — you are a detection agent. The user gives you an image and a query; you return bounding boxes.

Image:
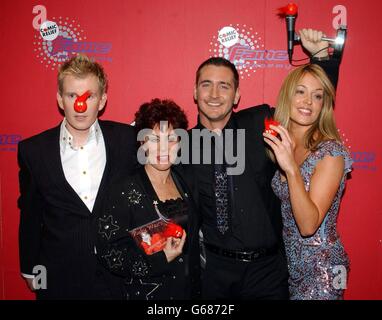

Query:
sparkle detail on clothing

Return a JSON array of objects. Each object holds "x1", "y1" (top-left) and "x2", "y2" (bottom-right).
[
  {"x1": 104, "y1": 248, "x2": 123, "y2": 269},
  {"x1": 125, "y1": 278, "x2": 162, "y2": 300},
  {"x1": 132, "y1": 260, "x2": 149, "y2": 277},
  {"x1": 98, "y1": 215, "x2": 120, "y2": 240},
  {"x1": 214, "y1": 165, "x2": 229, "y2": 235},
  {"x1": 271, "y1": 140, "x2": 353, "y2": 300},
  {"x1": 125, "y1": 186, "x2": 143, "y2": 205}
]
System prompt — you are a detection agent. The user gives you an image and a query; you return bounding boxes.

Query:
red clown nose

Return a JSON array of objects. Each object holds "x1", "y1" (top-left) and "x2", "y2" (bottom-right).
[
  {"x1": 286, "y1": 3, "x2": 298, "y2": 15},
  {"x1": 277, "y1": 2, "x2": 298, "y2": 17},
  {"x1": 162, "y1": 222, "x2": 183, "y2": 238},
  {"x1": 74, "y1": 91, "x2": 91, "y2": 113}
]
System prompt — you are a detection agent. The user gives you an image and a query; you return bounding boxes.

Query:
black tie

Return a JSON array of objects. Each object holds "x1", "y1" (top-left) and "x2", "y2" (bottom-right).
[{"x1": 215, "y1": 163, "x2": 229, "y2": 235}]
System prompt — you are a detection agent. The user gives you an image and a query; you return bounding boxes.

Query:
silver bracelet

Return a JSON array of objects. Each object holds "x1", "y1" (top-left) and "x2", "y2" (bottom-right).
[{"x1": 311, "y1": 55, "x2": 330, "y2": 61}]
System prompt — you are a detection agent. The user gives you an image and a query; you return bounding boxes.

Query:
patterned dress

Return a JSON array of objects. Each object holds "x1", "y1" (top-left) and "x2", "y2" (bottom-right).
[{"x1": 271, "y1": 140, "x2": 353, "y2": 300}]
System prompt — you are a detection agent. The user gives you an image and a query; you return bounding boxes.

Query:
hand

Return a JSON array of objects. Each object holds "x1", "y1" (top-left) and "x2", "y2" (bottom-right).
[
  {"x1": 163, "y1": 231, "x2": 186, "y2": 263},
  {"x1": 263, "y1": 125, "x2": 298, "y2": 175},
  {"x1": 299, "y1": 28, "x2": 329, "y2": 58}
]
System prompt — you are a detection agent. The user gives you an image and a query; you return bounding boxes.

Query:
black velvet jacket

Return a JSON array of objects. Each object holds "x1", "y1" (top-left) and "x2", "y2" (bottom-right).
[{"x1": 96, "y1": 166, "x2": 201, "y2": 300}]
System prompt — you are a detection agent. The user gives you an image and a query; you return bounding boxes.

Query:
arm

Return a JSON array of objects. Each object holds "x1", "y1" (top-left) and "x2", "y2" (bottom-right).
[
  {"x1": 263, "y1": 126, "x2": 344, "y2": 236},
  {"x1": 299, "y1": 29, "x2": 340, "y2": 88},
  {"x1": 17, "y1": 142, "x2": 44, "y2": 290},
  {"x1": 284, "y1": 155, "x2": 343, "y2": 236}
]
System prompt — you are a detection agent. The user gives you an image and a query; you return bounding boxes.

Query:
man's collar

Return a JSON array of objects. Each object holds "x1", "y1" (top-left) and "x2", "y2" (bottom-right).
[
  {"x1": 196, "y1": 112, "x2": 236, "y2": 131},
  {"x1": 59, "y1": 118, "x2": 101, "y2": 153}
]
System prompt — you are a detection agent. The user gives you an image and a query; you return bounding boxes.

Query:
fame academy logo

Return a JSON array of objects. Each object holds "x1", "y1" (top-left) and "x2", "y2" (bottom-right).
[
  {"x1": 209, "y1": 24, "x2": 291, "y2": 79},
  {"x1": 337, "y1": 128, "x2": 377, "y2": 172},
  {"x1": 32, "y1": 5, "x2": 112, "y2": 71}
]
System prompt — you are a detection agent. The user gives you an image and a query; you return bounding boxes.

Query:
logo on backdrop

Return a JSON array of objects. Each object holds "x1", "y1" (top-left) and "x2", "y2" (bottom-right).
[
  {"x1": 0, "y1": 134, "x2": 22, "y2": 152},
  {"x1": 338, "y1": 129, "x2": 377, "y2": 172},
  {"x1": 32, "y1": 5, "x2": 112, "y2": 71},
  {"x1": 210, "y1": 24, "x2": 291, "y2": 79},
  {"x1": 39, "y1": 20, "x2": 59, "y2": 41},
  {"x1": 351, "y1": 151, "x2": 377, "y2": 171}
]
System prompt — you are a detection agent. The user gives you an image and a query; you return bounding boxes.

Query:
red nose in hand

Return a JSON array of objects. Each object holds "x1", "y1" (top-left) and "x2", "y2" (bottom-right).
[
  {"x1": 264, "y1": 118, "x2": 280, "y2": 137},
  {"x1": 163, "y1": 222, "x2": 184, "y2": 238},
  {"x1": 74, "y1": 91, "x2": 91, "y2": 113}
]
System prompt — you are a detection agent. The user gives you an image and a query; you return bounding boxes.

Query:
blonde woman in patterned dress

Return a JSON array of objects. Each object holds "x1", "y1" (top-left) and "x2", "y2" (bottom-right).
[{"x1": 263, "y1": 64, "x2": 352, "y2": 300}]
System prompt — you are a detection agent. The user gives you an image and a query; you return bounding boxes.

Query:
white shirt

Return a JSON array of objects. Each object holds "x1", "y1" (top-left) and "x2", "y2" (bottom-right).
[
  {"x1": 22, "y1": 119, "x2": 106, "y2": 280},
  {"x1": 59, "y1": 118, "x2": 106, "y2": 212}
]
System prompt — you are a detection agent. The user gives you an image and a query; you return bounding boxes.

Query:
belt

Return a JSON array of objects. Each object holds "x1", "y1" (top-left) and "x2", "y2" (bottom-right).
[{"x1": 203, "y1": 242, "x2": 278, "y2": 262}]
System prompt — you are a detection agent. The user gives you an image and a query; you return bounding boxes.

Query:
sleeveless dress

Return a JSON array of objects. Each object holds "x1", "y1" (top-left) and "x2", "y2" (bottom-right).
[{"x1": 271, "y1": 140, "x2": 353, "y2": 300}]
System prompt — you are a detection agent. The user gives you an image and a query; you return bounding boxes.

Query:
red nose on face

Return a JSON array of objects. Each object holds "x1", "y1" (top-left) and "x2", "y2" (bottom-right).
[{"x1": 74, "y1": 91, "x2": 91, "y2": 113}]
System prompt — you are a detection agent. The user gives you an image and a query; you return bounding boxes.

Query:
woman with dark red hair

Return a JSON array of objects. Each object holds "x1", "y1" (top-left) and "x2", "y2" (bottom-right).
[{"x1": 96, "y1": 99, "x2": 201, "y2": 300}]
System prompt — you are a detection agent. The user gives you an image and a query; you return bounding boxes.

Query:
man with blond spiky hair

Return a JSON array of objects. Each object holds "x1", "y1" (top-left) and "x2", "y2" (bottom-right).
[{"x1": 18, "y1": 54, "x2": 137, "y2": 299}]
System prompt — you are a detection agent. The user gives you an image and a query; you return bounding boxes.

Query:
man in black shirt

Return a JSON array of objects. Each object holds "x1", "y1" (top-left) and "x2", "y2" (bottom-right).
[{"x1": 189, "y1": 29, "x2": 340, "y2": 299}]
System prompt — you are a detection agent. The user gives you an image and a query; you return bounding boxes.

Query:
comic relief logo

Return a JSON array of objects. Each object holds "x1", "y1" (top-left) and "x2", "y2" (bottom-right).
[
  {"x1": 210, "y1": 24, "x2": 290, "y2": 79},
  {"x1": 218, "y1": 26, "x2": 239, "y2": 48},
  {"x1": 0, "y1": 134, "x2": 22, "y2": 152},
  {"x1": 338, "y1": 129, "x2": 377, "y2": 172},
  {"x1": 32, "y1": 5, "x2": 112, "y2": 71},
  {"x1": 39, "y1": 21, "x2": 59, "y2": 41}
]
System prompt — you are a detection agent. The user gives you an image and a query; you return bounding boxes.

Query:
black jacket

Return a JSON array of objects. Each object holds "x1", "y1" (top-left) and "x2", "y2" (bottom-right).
[
  {"x1": 17, "y1": 120, "x2": 137, "y2": 299},
  {"x1": 189, "y1": 106, "x2": 282, "y2": 250},
  {"x1": 96, "y1": 166, "x2": 201, "y2": 300},
  {"x1": 187, "y1": 58, "x2": 340, "y2": 251}
]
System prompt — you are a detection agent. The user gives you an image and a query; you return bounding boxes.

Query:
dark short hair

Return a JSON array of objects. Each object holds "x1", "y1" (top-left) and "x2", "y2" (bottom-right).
[
  {"x1": 195, "y1": 57, "x2": 239, "y2": 90},
  {"x1": 134, "y1": 98, "x2": 189, "y2": 132}
]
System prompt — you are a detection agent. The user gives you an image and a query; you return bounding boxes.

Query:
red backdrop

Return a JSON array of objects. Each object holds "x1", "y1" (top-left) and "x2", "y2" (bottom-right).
[{"x1": 0, "y1": 0, "x2": 381, "y2": 300}]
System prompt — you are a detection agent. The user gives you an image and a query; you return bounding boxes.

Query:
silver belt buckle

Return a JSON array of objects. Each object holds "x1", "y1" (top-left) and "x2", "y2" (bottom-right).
[{"x1": 238, "y1": 251, "x2": 253, "y2": 262}]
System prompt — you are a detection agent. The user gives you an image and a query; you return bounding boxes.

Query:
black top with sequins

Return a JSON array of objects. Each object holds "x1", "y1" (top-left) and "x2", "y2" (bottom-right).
[{"x1": 96, "y1": 166, "x2": 201, "y2": 300}]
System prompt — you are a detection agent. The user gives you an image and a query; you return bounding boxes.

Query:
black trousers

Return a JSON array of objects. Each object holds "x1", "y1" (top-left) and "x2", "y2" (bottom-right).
[
  {"x1": 201, "y1": 249, "x2": 289, "y2": 300},
  {"x1": 35, "y1": 264, "x2": 126, "y2": 300}
]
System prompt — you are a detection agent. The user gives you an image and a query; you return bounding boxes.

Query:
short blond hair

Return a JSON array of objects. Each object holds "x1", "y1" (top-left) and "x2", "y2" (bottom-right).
[
  {"x1": 57, "y1": 54, "x2": 108, "y2": 95},
  {"x1": 274, "y1": 64, "x2": 340, "y2": 151}
]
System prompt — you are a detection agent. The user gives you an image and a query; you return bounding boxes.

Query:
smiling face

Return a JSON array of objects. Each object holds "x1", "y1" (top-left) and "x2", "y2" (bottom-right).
[
  {"x1": 57, "y1": 74, "x2": 107, "y2": 137},
  {"x1": 290, "y1": 72, "x2": 324, "y2": 128},
  {"x1": 194, "y1": 65, "x2": 240, "y2": 130},
  {"x1": 145, "y1": 124, "x2": 179, "y2": 172}
]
